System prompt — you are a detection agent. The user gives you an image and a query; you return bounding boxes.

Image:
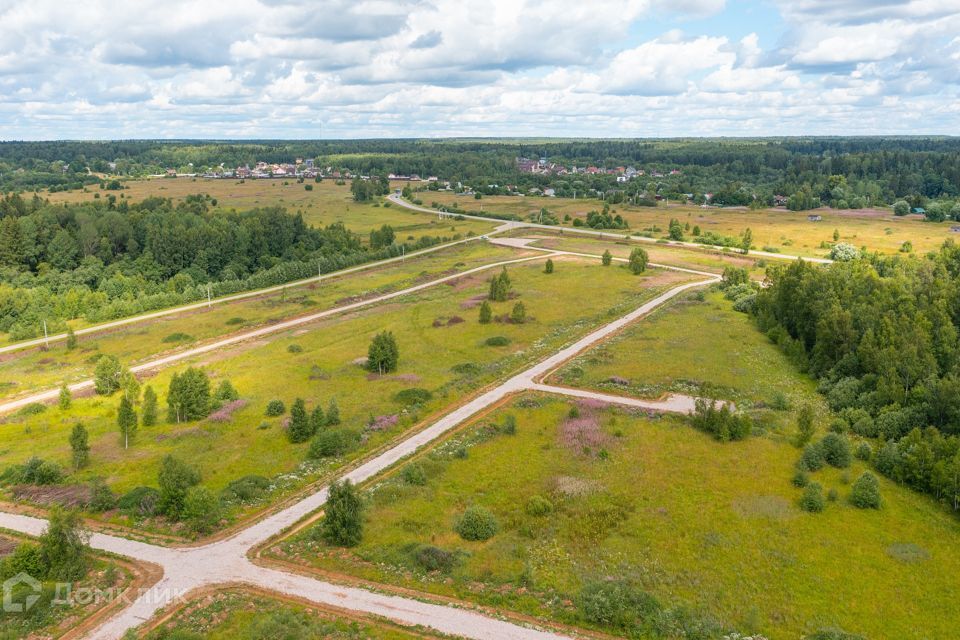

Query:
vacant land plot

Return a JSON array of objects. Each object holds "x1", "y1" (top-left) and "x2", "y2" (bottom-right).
[
  {"x1": 0, "y1": 241, "x2": 523, "y2": 397},
  {"x1": 46, "y1": 178, "x2": 497, "y2": 241},
  {"x1": 274, "y1": 389, "x2": 960, "y2": 640},
  {"x1": 0, "y1": 257, "x2": 692, "y2": 534},
  {"x1": 551, "y1": 290, "x2": 824, "y2": 432},
  {"x1": 422, "y1": 191, "x2": 951, "y2": 257},
  {"x1": 141, "y1": 589, "x2": 438, "y2": 640}
]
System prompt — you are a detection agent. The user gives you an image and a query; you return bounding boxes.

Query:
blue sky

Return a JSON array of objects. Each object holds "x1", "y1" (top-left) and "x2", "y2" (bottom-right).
[{"x1": 1, "y1": 0, "x2": 959, "y2": 139}]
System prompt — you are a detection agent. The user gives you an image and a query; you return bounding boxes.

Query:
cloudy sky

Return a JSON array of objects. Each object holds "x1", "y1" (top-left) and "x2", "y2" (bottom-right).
[{"x1": 1, "y1": 0, "x2": 959, "y2": 139}]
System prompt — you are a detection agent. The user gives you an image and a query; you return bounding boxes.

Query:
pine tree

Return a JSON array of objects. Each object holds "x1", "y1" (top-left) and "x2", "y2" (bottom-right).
[
  {"x1": 117, "y1": 396, "x2": 138, "y2": 449},
  {"x1": 478, "y1": 300, "x2": 492, "y2": 324},
  {"x1": 58, "y1": 383, "x2": 72, "y2": 410},
  {"x1": 321, "y1": 479, "x2": 364, "y2": 547},
  {"x1": 544, "y1": 258, "x2": 554, "y2": 274},
  {"x1": 142, "y1": 386, "x2": 158, "y2": 426},
  {"x1": 310, "y1": 405, "x2": 325, "y2": 434},
  {"x1": 488, "y1": 267, "x2": 511, "y2": 301},
  {"x1": 511, "y1": 302, "x2": 526, "y2": 324},
  {"x1": 326, "y1": 398, "x2": 341, "y2": 426},
  {"x1": 69, "y1": 423, "x2": 90, "y2": 470},
  {"x1": 288, "y1": 398, "x2": 311, "y2": 443},
  {"x1": 602, "y1": 250, "x2": 612, "y2": 266}
]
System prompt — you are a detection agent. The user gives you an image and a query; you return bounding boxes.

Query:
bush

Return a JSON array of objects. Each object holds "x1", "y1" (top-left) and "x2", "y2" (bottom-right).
[
  {"x1": 182, "y1": 486, "x2": 222, "y2": 534},
  {"x1": 158, "y1": 455, "x2": 201, "y2": 519},
  {"x1": 855, "y1": 442, "x2": 872, "y2": 461},
  {"x1": 221, "y1": 475, "x2": 270, "y2": 503},
  {"x1": 485, "y1": 335, "x2": 511, "y2": 347},
  {"x1": 88, "y1": 478, "x2": 117, "y2": 512},
  {"x1": 2, "y1": 456, "x2": 65, "y2": 486},
  {"x1": 820, "y1": 433, "x2": 852, "y2": 468},
  {"x1": 799, "y1": 482, "x2": 826, "y2": 512},
  {"x1": 401, "y1": 464, "x2": 427, "y2": 486},
  {"x1": 525, "y1": 494, "x2": 553, "y2": 516},
  {"x1": 413, "y1": 545, "x2": 456, "y2": 572},
  {"x1": 798, "y1": 443, "x2": 825, "y2": 471},
  {"x1": 454, "y1": 505, "x2": 499, "y2": 541},
  {"x1": 162, "y1": 332, "x2": 192, "y2": 343},
  {"x1": 308, "y1": 428, "x2": 359, "y2": 458},
  {"x1": 792, "y1": 470, "x2": 809, "y2": 487},
  {"x1": 39, "y1": 508, "x2": 89, "y2": 581},
  {"x1": 287, "y1": 343, "x2": 303, "y2": 353},
  {"x1": 321, "y1": 480, "x2": 363, "y2": 547},
  {"x1": 393, "y1": 388, "x2": 433, "y2": 405},
  {"x1": 265, "y1": 399, "x2": 286, "y2": 416},
  {"x1": 117, "y1": 486, "x2": 161, "y2": 517},
  {"x1": 500, "y1": 414, "x2": 517, "y2": 435},
  {"x1": 850, "y1": 472, "x2": 882, "y2": 509},
  {"x1": 577, "y1": 580, "x2": 660, "y2": 631}
]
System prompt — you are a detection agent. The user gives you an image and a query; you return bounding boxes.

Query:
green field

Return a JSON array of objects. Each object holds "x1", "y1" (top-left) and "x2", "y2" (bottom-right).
[
  {"x1": 0, "y1": 241, "x2": 524, "y2": 397},
  {"x1": 0, "y1": 257, "x2": 691, "y2": 534},
  {"x1": 46, "y1": 178, "x2": 497, "y2": 241},
  {"x1": 422, "y1": 191, "x2": 952, "y2": 258},
  {"x1": 273, "y1": 297, "x2": 960, "y2": 639},
  {"x1": 141, "y1": 589, "x2": 435, "y2": 640}
]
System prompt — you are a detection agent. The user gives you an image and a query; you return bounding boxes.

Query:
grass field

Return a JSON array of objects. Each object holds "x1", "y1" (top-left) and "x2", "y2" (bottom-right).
[
  {"x1": 45, "y1": 178, "x2": 497, "y2": 241},
  {"x1": 141, "y1": 589, "x2": 438, "y2": 640},
  {"x1": 0, "y1": 241, "x2": 524, "y2": 397},
  {"x1": 551, "y1": 290, "x2": 824, "y2": 429},
  {"x1": 504, "y1": 229, "x2": 769, "y2": 277},
  {"x1": 421, "y1": 191, "x2": 954, "y2": 258},
  {"x1": 272, "y1": 302, "x2": 960, "y2": 638},
  {"x1": 0, "y1": 257, "x2": 692, "y2": 533}
]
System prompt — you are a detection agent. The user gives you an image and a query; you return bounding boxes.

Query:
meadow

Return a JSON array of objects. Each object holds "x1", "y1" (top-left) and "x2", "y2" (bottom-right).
[
  {"x1": 141, "y1": 589, "x2": 438, "y2": 640},
  {"x1": 0, "y1": 256, "x2": 692, "y2": 534},
  {"x1": 0, "y1": 241, "x2": 524, "y2": 397},
  {"x1": 45, "y1": 178, "x2": 497, "y2": 241},
  {"x1": 421, "y1": 191, "x2": 954, "y2": 257},
  {"x1": 271, "y1": 371, "x2": 960, "y2": 640}
]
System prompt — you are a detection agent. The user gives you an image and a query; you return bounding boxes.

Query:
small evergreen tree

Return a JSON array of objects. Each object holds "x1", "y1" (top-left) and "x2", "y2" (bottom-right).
[
  {"x1": 117, "y1": 396, "x2": 138, "y2": 449},
  {"x1": 367, "y1": 331, "x2": 399, "y2": 374},
  {"x1": 69, "y1": 423, "x2": 90, "y2": 470},
  {"x1": 628, "y1": 247, "x2": 648, "y2": 274},
  {"x1": 850, "y1": 471, "x2": 882, "y2": 509},
  {"x1": 544, "y1": 258, "x2": 554, "y2": 274},
  {"x1": 288, "y1": 398, "x2": 312, "y2": 443},
  {"x1": 510, "y1": 302, "x2": 527, "y2": 324},
  {"x1": 214, "y1": 379, "x2": 239, "y2": 402},
  {"x1": 158, "y1": 455, "x2": 201, "y2": 519},
  {"x1": 310, "y1": 405, "x2": 325, "y2": 433},
  {"x1": 478, "y1": 300, "x2": 492, "y2": 324},
  {"x1": 794, "y1": 404, "x2": 815, "y2": 447},
  {"x1": 182, "y1": 486, "x2": 221, "y2": 534},
  {"x1": 141, "y1": 385, "x2": 158, "y2": 426},
  {"x1": 65, "y1": 326, "x2": 78, "y2": 350},
  {"x1": 601, "y1": 249, "x2": 612, "y2": 266},
  {"x1": 39, "y1": 507, "x2": 89, "y2": 581},
  {"x1": 58, "y1": 383, "x2": 72, "y2": 410},
  {"x1": 799, "y1": 482, "x2": 825, "y2": 513},
  {"x1": 326, "y1": 398, "x2": 341, "y2": 426},
  {"x1": 321, "y1": 479, "x2": 363, "y2": 547},
  {"x1": 488, "y1": 267, "x2": 511, "y2": 301}
]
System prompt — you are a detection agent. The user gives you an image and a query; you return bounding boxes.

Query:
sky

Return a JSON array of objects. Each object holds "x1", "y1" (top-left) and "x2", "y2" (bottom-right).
[{"x1": 1, "y1": 0, "x2": 959, "y2": 139}]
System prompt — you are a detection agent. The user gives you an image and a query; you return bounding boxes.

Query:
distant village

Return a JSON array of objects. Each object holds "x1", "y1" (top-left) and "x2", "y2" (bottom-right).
[
  {"x1": 515, "y1": 156, "x2": 682, "y2": 182},
  {"x1": 154, "y1": 158, "x2": 440, "y2": 183}
]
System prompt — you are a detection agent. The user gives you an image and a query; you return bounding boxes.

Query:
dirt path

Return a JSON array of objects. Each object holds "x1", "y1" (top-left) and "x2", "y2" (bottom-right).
[{"x1": 0, "y1": 269, "x2": 719, "y2": 640}]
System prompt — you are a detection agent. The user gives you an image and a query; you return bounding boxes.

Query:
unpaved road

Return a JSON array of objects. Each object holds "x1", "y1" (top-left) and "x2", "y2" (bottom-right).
[{"x1": 0, "y1": 270, "x2": 718, "y2": 640}]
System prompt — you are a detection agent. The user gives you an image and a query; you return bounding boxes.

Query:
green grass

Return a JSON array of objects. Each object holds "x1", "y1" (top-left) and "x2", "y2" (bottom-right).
[
  {"x1": 0, "y1": 241, "x2": 523, "y2": 395},
  {"x1": 0, "y1": 257, "x2": 692, "y2": 535},
  {"x1": 141, "y1": 589, "x2": 434, "y2": 639},
  {"x1": 423, "y1": 191, "x2": 952, "y2": 258},
  {"x1": 276, "y1": 388, "x2": 960, "y2": 640}
]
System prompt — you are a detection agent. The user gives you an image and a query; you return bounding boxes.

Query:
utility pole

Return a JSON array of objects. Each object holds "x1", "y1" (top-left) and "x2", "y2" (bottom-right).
[
  {"x1": 42, "y1": 319, "x2": 49, "y2": 349},
  {"x1": 207, "y1": 284, "x2": 212, "y2": 308}
]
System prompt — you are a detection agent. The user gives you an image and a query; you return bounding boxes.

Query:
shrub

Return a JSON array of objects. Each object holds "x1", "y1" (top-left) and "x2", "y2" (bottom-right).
[
  {"x1": 829, "y1": 242, "x2": 859, "y2": 261},
  {"x1": 321, "y1": 479, "x2": 363, "y2": 547},
  {"x1": 478, "y1": 300, "x2": 492, "y2": 324},
  {"x1": 799, "y1": 482, "x2": 825, "y2": 513},
  {"x1": 2, "y1": 456, "x2": 64, "y2": 485},
  {"x1": 87, "y1": 478, "x2": 117, "y2": 512},
  {"x1": 39, "y1": 507, "x2": 89, "y2": 581},
  {"x1": 827, "y1": 487, "x2": 839, "y2": 502},
  {"x1": 510, "y1": 302, "x2": 527, "y2": 324},
  {"x1": 454, "y1": 505, "x2": 499, "y2": 541},
  {"x1": 393, "y1": 388, "x2": 433, "y2": 405},
  {"x1": 850, "y1": 472, "x2": 881, "y2": 509},
  {"x1": 627, "y1": 247, "x2": 648, "y2": 274},
  {"x1": 162, "y1": 332, "x2": 192, "y2": 343},
  {"x1": 287, "y1": 343, "x2": 303, "y2": 353},
  {"x1": 221, "y1": 475, "x2": 271, "y2": 504},
  {"x1": 413, "y1": 545, "x2": 455, "y2": 572},
  {"x1": 214, "y1": 379, "x2": 239, "y2": 402},
  {"x1": 265, "y1": 399, "x2": 286, "y2": 416},
  {"x1": 855, "y1": 442, "x2": 872, "y2": 461},
  {"x1": 485, "y1": 335, "x2": 511, "y2": 347},
  {"x1": 157, "y1": 455, "x2": 201, "y2": 519},
  {"x1": 308, "y1": 428, "x2": 359, "y2": 458},
  {"x1": 525, "y1": 494, "x2": 553, "y2": 517},
  {"x1": 792, "y1": 470, "x2": 809, "y2": 487},
  {"x1": 577, "y1": 580, "x2": 660, "y2": 631},
  {"x1": 401, "y1": 463, "x2": 427, "y2": 486},
  {"x1": 798, "y1": 443, "x2": 825, "y2": 471},
  {"x1": 117, "y1": 486, "x2": 161, "y2": 517},
  {"x1": 820, "y1": 433, "x2": 852, "y2": 468},
  {"x1": 182, "y1": 486, "x2": 222, "y2": 534},
  {"x1": 500, "y1": 414, "x2": 517, "y2": 435}
]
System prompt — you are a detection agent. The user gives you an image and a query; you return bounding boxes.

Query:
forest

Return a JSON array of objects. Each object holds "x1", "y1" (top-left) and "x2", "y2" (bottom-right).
[
  {"x1": 755, "y1": 245, "x2": 960, "y2": 512},
  {"x1": 3, "y1": 138, "x2": 960, "y2": 211},
  {"x1": 0, "y1": 192, "x2": 447, "y2": 339}
]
